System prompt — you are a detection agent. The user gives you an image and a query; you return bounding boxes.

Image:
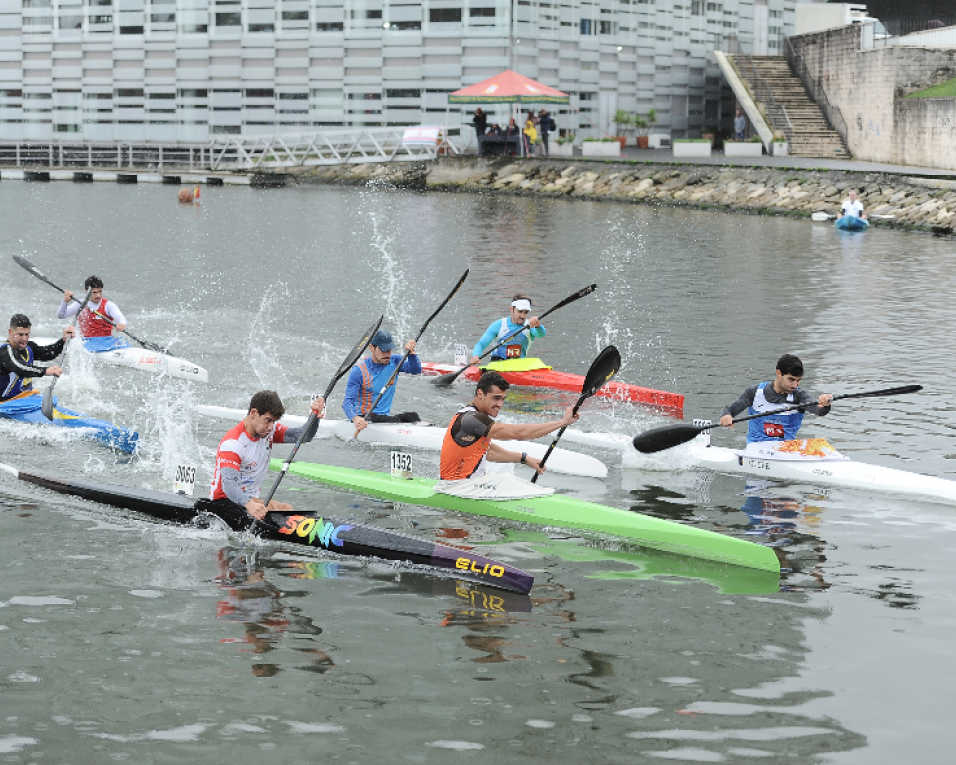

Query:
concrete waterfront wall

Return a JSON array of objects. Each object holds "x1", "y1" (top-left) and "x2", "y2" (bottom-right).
[
  {"x1": 290, "y1": 156, "x2": 956, "y2": 234},
  {"x1": 788, "y1": 26, "x2": 956, "y2": 170}
]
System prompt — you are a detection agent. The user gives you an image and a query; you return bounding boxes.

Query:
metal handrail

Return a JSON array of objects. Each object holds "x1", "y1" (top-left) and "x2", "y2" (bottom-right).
[
  {"x1": 733, "y1": 50, "x2": 794, "y2": 145},
  {"x1": 784, "y1": 35, "x2": 849, "y2": 148}
]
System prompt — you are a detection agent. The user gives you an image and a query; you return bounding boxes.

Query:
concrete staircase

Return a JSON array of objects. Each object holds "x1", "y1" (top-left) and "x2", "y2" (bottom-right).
[{"x1": 735, "y1": 55, "x2": 847, "y2": 158}]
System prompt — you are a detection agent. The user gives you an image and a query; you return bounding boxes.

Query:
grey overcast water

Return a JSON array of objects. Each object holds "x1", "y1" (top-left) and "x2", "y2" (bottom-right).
[{"x1": 0, "y1": 180, "x2": 953, "y2": 764}]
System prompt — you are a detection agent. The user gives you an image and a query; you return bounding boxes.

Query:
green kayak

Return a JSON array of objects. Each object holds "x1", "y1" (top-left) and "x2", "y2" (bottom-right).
[{"x1": 270, "y1": 461, "x2": 781, "y2": 574}]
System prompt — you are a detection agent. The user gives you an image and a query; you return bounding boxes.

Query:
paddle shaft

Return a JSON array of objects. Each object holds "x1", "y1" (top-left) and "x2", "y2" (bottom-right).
[
  {"x1": 262, "y1": 315, "x2": 383, "y2": 506},
  {"x1": 632, "y1": 384, "x2": 923, "y2": 454},
  {"x1": 435, "y1": 283, "x2": 597, "y2": 385},
  {"x1": 12, "y1": 255, "x2": 169, "y2": 354},
  {"x1": 362, "y1": 268, "x2": 469, "y2": 425},
  {"x1": 530, "y1": 345, "x2": 621, "y2": 483}
]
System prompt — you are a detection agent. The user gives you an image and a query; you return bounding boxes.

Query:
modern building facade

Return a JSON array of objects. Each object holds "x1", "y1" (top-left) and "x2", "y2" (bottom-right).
[{"x1": 0, "y1": 0, "x2": 800, "y2": 143}]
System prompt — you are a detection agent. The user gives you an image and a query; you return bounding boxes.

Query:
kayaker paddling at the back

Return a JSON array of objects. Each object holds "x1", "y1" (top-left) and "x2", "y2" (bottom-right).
[
  {"x1": 209, "y1": 390, "x2": 325, "y2": 522},
  {"x1": 718, "y1": 354, "x2": 833, "y2": 449},
  {"x1": 57, "y1": 275, "x2": 129, "y2": 353},
  {"x1": 343, "y1": 329, "x2": 422, "y2": 435},
  {"x1": 469, "y1": 293, "x2": 546, "y2": 365},
  {"x1": 440, "y1": 371, "x2": 577, "y2": 480},
  {"x1": 0, "y1": 314, "x2": 73, "y2": 401}
]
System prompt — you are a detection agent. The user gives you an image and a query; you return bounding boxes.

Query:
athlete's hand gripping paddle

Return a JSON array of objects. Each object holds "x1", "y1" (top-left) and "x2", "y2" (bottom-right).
[
  {"x1": 631, "y1": 384, "x2": 923, "y2": 454},
  {"x1": 12, "y1": 254, "x2": 170, "y2": 355},
  {"x1": 530, "y1": 346, "x2": 621, "y2": 483},
  {"x1": 355, "y1": 268, "x2": 469, "y2": 437},
  {"x1": 41, "y1": 288, "x2": 93, "y2": 421},
  {"x1": 262, "y1": 315, "x2": 384, "y2": 506},
  {"x1": 431, "y1": 283, "x2": 598, "y2": 387}
]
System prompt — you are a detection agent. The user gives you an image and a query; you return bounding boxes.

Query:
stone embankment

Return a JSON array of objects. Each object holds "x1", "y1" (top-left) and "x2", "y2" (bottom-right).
[{"x1": 292, "y1": 157, "x2": 956, "y2": 233}]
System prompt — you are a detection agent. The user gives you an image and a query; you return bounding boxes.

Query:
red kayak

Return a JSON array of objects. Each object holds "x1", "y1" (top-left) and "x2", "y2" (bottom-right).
[{"x1": 422, "y1": 358, "x2": 684, "y2": 413}]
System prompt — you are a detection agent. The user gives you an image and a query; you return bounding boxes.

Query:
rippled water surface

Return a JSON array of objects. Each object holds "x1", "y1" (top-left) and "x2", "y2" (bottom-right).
[{"x1": 0, "y1": 181, "x2": 953, "y2": 764}]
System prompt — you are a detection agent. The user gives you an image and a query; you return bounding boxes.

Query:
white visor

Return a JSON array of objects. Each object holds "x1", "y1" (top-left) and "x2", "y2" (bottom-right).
[{"x1": 511, "y1": 299, "x2": 532, "y2": 311}]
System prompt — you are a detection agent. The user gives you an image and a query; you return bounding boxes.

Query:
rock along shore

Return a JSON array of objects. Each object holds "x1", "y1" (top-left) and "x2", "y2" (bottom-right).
[{"x1": 290, "y1": 156, "x2": 956, "y2": 234}]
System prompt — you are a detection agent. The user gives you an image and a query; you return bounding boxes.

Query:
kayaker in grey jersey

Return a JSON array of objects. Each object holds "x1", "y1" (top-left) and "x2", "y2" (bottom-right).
[{"x1": 719, "y1": 354, "x2": 833, "y2": 444}]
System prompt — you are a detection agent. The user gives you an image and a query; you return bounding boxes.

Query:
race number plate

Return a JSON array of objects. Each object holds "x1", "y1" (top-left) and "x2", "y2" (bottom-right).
[
  {"x1": 693, "y1": 419, "x2": 712, "y2": 447},
  {"x1": 174, "y1": 464, "x2": 197, "y2": 496},
  {"x1": 390, "y1": 450, "x2": 413, "y2": 479},
  {"x1": 454, "y1": 343, "x2": 468, "y2": 366}
]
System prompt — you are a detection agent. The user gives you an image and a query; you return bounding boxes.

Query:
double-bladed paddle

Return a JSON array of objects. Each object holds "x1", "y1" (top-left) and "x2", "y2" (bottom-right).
[
  {"x1": 41, "y1": 288, "x2": 93, "y2": 420},
  {"x1": 261, "y1": 315, "x2": 384, "y2": 506},
  {"x1": 12, "y1": 254, "x2": 170, "y2": 355},
  {"x1": 811, "y1": 212, "x2": 895, "y2": 221},
  {"x1": 530, "y1": 345, "x2": 621, "y2": 483},
  {"x1": 356, "y1": 268, "x2": 470, "y2": 437},
  {"x1": 632, "y1": 384, "x2": 923, "y2": 454},
  {"x1": 431, "y1": 283, "x2": 598, "y2": 387}
]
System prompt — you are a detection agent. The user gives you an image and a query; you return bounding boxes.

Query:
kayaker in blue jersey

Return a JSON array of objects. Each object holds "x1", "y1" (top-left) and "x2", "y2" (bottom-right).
[
  {"x1": 343, "y1": 329, "x2": 422, "y2": 435},
  {"x1": 0, "y1": 313, "x2": 73, "y2": 401},
  {"x1": 718, "y1": 354, "x2": 833, "y2": 444},
  {"x1": 469, "y1": 293, "x2": 546, "y2": 365}
]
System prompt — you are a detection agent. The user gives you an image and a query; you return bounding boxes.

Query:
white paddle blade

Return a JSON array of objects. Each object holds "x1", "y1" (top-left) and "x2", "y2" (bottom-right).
[{"x1": 811, "y1": 212, "x2": 832, "y2": 222}]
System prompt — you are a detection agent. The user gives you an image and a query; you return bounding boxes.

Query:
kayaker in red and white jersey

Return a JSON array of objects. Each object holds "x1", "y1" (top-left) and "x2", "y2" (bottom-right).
[
  {"x1": 0, "y1": 313, "x2": 73, "y2": 401},
  {"x1": 209, "y1": 390, "x2": 325, "y2": 521},
  {"x1": 718, "y1": 354, "x2": 833, "y2": 445},
  {"x1": 469, "y1": 293, "x2": 547, "y2": 365},
  {"x1": 56, "y1": 275, "x2": 129, "y2": 352},
  {"x1": 440, "y1": 371, "x2": 577, "y2": 480}
]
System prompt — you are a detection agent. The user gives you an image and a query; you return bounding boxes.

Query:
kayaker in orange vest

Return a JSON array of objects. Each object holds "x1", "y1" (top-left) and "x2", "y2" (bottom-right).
[
  {"x1": 440, "y1": 370, "x2": 578, "y2": 480},
  {"x1": 56, "y1": 276, "x2": 129, "y2": 352}
]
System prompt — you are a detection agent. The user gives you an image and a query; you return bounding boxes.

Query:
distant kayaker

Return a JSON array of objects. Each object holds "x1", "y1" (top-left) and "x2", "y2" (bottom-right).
[
  {"x1": 469, "y1": 293, "x2": 546, "y2": 365},
  {"x1": 718, "y1": 354, "x2": 833, "y2": 444},
  {"x1": 209, "y1": 390, "x2": 325, "y2": 521},
  {"x1": 343, "y1": 329, "x2": 422, "y2": 435},
  {"x1": 838, "y1": 189, "x2": 867, "y2": 220},
  {"x1": 440, "y1": 371, "x2": 578, "y2": 480},
  {"x1": 0, "y1": 313, "x2": 73, "y2": 401},
  {"x1": 57, "y1": 276, "x2": 129, "y2": 352}
]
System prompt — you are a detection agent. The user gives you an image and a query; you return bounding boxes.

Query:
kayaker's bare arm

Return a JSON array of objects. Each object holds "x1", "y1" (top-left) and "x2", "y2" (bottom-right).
[
  {"x1": 486, "y1": 441, "x2": 546, "y2": 475},
  {"x1": 487, "y1": 407, "x2": 578, "y2": 442}
]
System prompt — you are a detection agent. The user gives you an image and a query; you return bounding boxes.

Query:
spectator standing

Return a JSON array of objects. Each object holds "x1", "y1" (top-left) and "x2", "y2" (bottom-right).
[
  {"x1": 473, "y1": 107, "x2": 487, "y2": 136},
  {"x1": 504, "y1": 118, "x2": 520, "y2": 155},
  {"x1": 537, "y1": 109, "x2": 556, "y2": 156},
  {"x1": 523, "y1": 114, "x2": 537, "y2": 156},
  {"x1": 734, "y1": 109, "x2": 747, "y2": 141}
]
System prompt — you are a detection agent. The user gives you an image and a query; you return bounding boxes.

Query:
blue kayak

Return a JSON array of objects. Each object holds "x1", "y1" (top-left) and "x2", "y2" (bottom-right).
[
  {"x1": 835, "y1": 215, "x2": 869, "y2": 232},
  {"x1": 0, "y1": 392, "x2": 138, "y2": 453}
]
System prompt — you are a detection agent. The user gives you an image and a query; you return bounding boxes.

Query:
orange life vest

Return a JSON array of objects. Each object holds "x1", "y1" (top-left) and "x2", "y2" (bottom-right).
[
  {"x1": 440, "y1": 405, "x2": 492, "y2": 480},
  {"x1": 78, "y1": 299, "x2": 114, "y2": 338}
]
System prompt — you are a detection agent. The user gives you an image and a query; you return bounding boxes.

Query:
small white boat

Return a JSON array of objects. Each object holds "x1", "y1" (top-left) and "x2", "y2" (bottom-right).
[
  {"x1": 196, "y1": 405, "x2": 608, "y2": 479},
  {"x1": 35, "y1": 338, "x2": 208, "y2": 383}
]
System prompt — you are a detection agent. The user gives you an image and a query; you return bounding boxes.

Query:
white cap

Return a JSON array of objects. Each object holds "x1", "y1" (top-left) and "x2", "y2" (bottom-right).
[{"x1": 511, "y1": 299, "x2": 532, "y2": 311}]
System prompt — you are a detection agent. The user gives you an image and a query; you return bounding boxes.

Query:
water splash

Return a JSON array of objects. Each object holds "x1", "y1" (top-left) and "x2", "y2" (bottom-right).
[{"x1": 363, "y1": 192, "x2": 412, "y2": 342}]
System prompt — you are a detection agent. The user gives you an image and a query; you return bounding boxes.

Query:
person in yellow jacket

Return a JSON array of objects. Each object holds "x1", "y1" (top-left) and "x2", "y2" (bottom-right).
[{"x1": 523, "y1": 114, "x2": 537, "y2": 156}]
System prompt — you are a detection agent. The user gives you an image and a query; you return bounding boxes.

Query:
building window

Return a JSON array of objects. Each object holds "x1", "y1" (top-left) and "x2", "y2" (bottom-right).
[
  {"x1": 580, "y1": 19, "x2": 592, "y2": 35},
  {"x1": 316, "y1": 21, "x2": 343, "y2": 31},
  {"x1": 429, "y1": 8, "x2": 461, "y2": 23},
  {"x1": 469, "y1": 7, "x2": 494, "y2": 17},
  {"x1": 215, "y1": 12, "x2": 240, "y2": 26}
]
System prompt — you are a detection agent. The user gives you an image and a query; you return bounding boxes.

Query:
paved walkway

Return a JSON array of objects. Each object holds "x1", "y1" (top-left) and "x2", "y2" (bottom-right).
[{"x1": 614, "y1": 147, "x2": 956, "y2": 178}]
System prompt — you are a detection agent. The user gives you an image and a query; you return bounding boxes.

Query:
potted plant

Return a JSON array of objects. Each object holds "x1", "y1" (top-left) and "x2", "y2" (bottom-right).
[
  {"x1": 612, "y1": 109, "x2": 632, "y2": 151},
  {"x1": 724, "y1": 134, "x2": 763, "y2": 157},
  {"x1": 771, "y1": 135, "x2": 789, "y2": 156},
  {"x1": 552, "y1": 133, "x2": 576, "y2": 157},
  {"x1": 632, "y1": 108, "x2": 657, "y2": 149},
  {"x1": 582, "y1": 137, "x2": 622, "y2": 157},
  {"x1": 672, "y1": 138, "x2": 712, "y2": 158}
]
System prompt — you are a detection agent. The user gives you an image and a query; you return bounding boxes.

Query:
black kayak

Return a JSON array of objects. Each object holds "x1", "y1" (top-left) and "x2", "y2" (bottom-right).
[{"x1": 0, "y1": 463, "x2": 533, "y2": 595}]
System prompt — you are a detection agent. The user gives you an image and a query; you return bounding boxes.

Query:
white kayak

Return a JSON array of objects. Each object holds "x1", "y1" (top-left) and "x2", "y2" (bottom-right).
[
  {"x1": 35, "y1": 337, "x2": 208, "y2": 383},
  {"x1": 196, "y1": 405, "x2": 608, "y2": 479}
]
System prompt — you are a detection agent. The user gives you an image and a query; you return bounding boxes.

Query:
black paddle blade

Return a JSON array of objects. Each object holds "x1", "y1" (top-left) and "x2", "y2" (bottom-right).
[
  {"x1": 40, "y1": 387, "x2": 54, "y2": 421},
  {"x1": 552, "y1": 283, "x2": 597, "y2": 312},
  {"x1": 323, "y1": 315, "x2": 383, "y2": 398},
  {"x1": 582, "y1": 345, "x2": 621, "y2": 399},
  {"x1": 632, "y1": 424, "x2": 706, "y2": 454},
  {"x1": 839, "y1": 384, "x2": 922, "y2": 400}
]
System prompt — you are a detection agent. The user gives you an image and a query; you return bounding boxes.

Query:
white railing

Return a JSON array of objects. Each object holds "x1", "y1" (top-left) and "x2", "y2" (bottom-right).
[
  {"x1": 208, "y1": 126, "x2": 470, "y2": 170},
  {"x1": 0, "y1": 126, "x2": 474, "y2": 171}
]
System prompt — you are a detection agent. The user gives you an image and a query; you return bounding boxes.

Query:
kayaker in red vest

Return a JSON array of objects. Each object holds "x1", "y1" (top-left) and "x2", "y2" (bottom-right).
[
  {"x1": 56, "y1": 276, "x2": 129, "y2": 352},
  {"x1": 0, "y1": 313, "x2": 73, "y2": 401},
  {"x1": 440, "y1": 371, "x2": 577, "y2": 480}
]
